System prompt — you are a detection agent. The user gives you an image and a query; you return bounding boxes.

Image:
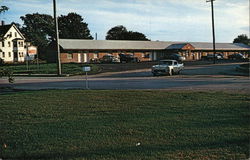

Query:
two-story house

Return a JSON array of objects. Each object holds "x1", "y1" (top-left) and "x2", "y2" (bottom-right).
[{"x1": 0, "y1": 23, "x2": 27, "y2": 63}]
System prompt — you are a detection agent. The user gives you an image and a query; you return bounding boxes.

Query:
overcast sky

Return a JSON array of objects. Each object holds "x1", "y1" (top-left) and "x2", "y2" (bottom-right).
[{"x1": 1, "y1": 0, "x2": 249, "y2": 42}]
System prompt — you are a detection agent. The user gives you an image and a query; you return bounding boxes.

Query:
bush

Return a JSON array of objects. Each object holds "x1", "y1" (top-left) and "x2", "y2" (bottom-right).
[
  {"x1": 0, "y1": 58, "x2": 4, "y2": 65},
  {"x1": 0, "y1": 68, "x2": 14, "y2": 83}
]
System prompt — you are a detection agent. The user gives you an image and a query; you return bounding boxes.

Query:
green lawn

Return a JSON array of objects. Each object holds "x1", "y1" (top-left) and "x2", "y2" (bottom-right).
[
  {"x1": 0, "y1": 90, "x2": 249, "y2": 160},
  {"x1": 1, "y1": 63, "x2": 100, "y2": 75}
]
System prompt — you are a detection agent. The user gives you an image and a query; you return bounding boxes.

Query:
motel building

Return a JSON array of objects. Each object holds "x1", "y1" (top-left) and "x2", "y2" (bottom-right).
[{"x1": 47, "y1": 39, "x2": 250, "y2": 63}]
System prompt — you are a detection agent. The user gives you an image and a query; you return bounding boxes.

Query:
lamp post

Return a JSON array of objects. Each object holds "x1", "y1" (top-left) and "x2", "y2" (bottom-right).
[
  {"x1": 206, "y1": 0, "x2": 216, "y2": 64},
  {"x1": 53, "y1": 0, "x2": 62, "y2": 75}
]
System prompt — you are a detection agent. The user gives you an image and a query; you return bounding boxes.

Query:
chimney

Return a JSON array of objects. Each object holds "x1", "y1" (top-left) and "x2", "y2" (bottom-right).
[
  {"x1": 95, "y1": 33, "x2": 97, "y2": 40},
  {"x1": 1, "y1": 21, "x2": 5, "y2": 26}
]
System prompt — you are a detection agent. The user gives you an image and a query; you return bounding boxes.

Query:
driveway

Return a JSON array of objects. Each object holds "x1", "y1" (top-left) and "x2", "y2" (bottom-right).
[{"x1": 0, "y1": 62, "x2": 249, "y2": 93}]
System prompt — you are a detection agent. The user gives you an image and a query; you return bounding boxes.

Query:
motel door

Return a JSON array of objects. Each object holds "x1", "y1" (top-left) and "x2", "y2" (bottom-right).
[
  {"x1": 83, "y1": 53, "x2": 87, "y2": 63},
  {"x1": 78, "y1": 54, "x2": 81, "y2": 63}
]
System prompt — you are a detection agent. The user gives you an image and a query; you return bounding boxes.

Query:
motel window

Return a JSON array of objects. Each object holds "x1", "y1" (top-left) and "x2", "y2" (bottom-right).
[
  {"x1": 8, "y1": 52, "x2": 11, "y2": 57},
  {"x1": 2, "y1": 52, "x2": 5, "y2": 58},
  {"x1": 143, "y1": 53, "x2": 150, "y2": 58},
  {"x1": 67, "y1": 53, "x2": 73, "y2": 59},
  {"x1": 93, "y1": 53, "x2": 98, "y2": 59}
]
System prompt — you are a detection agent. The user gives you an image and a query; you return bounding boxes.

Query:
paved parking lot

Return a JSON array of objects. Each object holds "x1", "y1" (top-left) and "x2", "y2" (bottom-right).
[{"x1": 0, "y1": 62, "x2": 249, "y2": 93}]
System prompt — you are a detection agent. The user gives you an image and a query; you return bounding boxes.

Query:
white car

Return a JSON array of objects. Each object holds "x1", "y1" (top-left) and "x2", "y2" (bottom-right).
[{"x1": 152, "y1": 60, "x2": 184, "y2": 76}]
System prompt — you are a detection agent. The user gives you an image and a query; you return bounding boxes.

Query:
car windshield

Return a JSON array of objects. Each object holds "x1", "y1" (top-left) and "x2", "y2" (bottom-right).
[{"x1": 159, "y1": 61, "x2": 172, "y2": 65}]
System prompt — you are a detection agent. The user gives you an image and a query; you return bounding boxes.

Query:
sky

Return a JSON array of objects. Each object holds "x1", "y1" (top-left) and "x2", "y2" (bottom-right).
[{"x1": 0, "y1": 0, "x2": 249, "y2": 42}]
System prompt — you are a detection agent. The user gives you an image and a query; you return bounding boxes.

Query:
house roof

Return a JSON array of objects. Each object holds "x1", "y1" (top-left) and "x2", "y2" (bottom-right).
[
  {"x1": 59, "y1": 39, "x2": 250, "y2": 51},
  {"x1": 0, "y1": 24, "x2": 25, "y2": 40},
  {"x1": 59, "y1": 39, "x2": 174, "y2": 50},
  {"x1": 189, "y1": 42, "x2": 250, "y2": 50},
  {"x1": 0, "y1": 24, "x2": 12, "y2": 37}
]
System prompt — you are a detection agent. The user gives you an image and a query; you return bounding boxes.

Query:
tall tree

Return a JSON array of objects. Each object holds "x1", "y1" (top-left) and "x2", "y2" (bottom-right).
[
  {"x1": 58, "y1": 12, "x2": 93, "y2": 39},
  {"x1": 20, "y1": 13, "x2": 54, "y2": 59},
  {"x1": 233, "y1": 34, "x2": 250, "y2": 45},
  {"x1": 20, "y1": 13, "x2": 54, "y2": 47},
  {"x1": 106, "y1": 25, "x2": 128, "y2": 40},
  {"x1": 106, "y1": 25, "x2": 149, "y2": 41}
]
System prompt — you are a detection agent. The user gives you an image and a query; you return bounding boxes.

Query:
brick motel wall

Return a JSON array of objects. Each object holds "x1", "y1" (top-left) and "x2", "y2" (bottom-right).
[
  {"x1": 60, "y1": 50, "x2": 249, "y2": 63},
  {"x1": 60, "y1": 51, "x2": 152, "y2": 63}
]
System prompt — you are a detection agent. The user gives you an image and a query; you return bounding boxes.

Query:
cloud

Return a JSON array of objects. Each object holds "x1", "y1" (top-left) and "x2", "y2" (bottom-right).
[{"x1": 1, "y1": 0, "x2": 249, "y2": 42}]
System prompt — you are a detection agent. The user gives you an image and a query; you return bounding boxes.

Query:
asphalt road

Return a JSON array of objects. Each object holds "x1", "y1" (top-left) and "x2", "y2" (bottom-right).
[{"x1": 0, "y1": 62, "x2": 249, "y2": 92}]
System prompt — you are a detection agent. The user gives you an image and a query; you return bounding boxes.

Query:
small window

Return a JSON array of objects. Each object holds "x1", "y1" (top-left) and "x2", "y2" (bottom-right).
[
  {"x1": 15, "y1": 32, "x2": 17, "y2": 37},
  {"x1": 8, "y1": 41, "x2": 11, "y2": 47},
  {"x1": 2, "y1": 41, "x2": 4, "y2": 47},
  {"x1": 13, "y1": 42, "x2": 17, "y2": 47},
  {"x1": 20, "y1": 42, "x2": 24, "y2": 47},
  {"x1": 9, "y1": 32, "x2": 12, "y2": 37},
  {"x1": 67, "y1": 53, "x2": 73, "y2": 59},
  {"x1": 93, "y1": 53, "x2": 98, "y2": 59},
  {"x1": 2, "y1": 52, "x2": 5, "y2": 58},
  {"x1": 8, "y1": 52, "x2": 11, "y2": 57}
]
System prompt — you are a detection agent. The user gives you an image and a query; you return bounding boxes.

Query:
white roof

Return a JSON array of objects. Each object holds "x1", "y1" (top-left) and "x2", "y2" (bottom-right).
[{"x1": 59, "y1": 39, "x2": 250, "y2": 51}]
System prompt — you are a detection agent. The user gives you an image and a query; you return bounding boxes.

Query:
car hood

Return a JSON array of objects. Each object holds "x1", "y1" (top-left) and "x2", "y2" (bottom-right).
[{"x1": 152, "y1": 64, "x2": 170, "y2": 68}]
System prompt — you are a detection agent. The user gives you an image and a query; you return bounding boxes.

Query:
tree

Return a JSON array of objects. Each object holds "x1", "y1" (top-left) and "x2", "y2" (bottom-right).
[
  {"x1": 58, "y1": 12, "x2": 93, "y2": 39},
  {"x1": 21, "y1": 13, "x2": 54, "y2": 46},
  {"x1": 106, "y1": 25, "x2": 128, "y2": 40},
  {"x1": 233, "y1": 34, "x2": 250, "y2": 45},
  {"x1": 20, "y1": 13, "x2": 54, "y2": 60},
  {"x1": 0, "y1": 6, "x2": 9, "y2": 14},
  {"x1": 106, "y1": 25, "x2": 149, "y2": 41}
]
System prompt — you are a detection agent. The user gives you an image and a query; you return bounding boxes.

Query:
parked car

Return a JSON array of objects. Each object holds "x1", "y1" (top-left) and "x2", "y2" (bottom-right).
[
  {"x1": 201, "y1": 53, "x2": 223, "y2": 60},
  {"x1": 151, "y1": 60, "x2": 184, "y2": 76},
  {"x1": 228, "y1": 53, "x2": 246, "y2": 60},
  {"x1": 119, "y1": 53, "x2": 140, "y2": 63},
  {"x1": 164, "y1": 54, "x2": 185, "y2": 62},
  {"x1": 100, "y1": 55, "x2": 120, "y2": 63}
]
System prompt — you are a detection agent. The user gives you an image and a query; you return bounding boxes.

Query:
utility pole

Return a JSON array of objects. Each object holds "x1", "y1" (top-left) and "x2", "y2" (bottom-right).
[
  {"x1": 53, "y1": 0, "x2": 62, "y2": 75},
  {"x1": 206, "y1": 0, "x2": 216, "y2": 64}
]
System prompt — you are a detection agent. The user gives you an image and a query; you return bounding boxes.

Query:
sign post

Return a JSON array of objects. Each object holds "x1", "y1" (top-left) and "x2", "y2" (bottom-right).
[{"x1": 82, "y1": 66, "x2": 91, "y2": 89}]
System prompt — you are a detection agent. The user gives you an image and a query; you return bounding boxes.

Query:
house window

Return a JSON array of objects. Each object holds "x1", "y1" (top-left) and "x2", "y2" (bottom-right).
[
  {"x1": 15, "y1": 32, "x2": 17, "y2": 37},
  {"x1": 2, "y1": 52, "x2": 5, "y2": 58},
  {"x1": 8, "y1": 41, "x2": 11, "y2": 47},
  {"x1": 67, "y1": 53, "x2": 73, "y2": 59},
  {"x1": 8, "y1": 52, "x2": 11, "y2": 57},
  {"x1": 2, "y1": 41, "x2": 4, "y2": 47},
  {"x1": 9, "y1": 32, "x2": 12, "y2": 38},
  {"x1": 13, "y1": 42, "x2": 17, "y2": 47},
  {"x1": 20, "y1": 42, "x2": 24, "y2": 47}
]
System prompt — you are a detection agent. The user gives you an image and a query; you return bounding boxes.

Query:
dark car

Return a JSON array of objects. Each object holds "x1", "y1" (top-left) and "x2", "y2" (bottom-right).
[
  {"x1": 201, "y1": 53, "x2": 223, "y2": 61},
  {"x1": 119, "y1": 53, "x2": 140, "y2": 63},
  {"x1": 228, "y1": 53, "x2": 246, "y2": 60},
  {"x1": 100, "y1": 55, "x2": 120, "y2": 63},
  {"x1": 164, "y1": 54, "x2": 185, "y2": 62}
]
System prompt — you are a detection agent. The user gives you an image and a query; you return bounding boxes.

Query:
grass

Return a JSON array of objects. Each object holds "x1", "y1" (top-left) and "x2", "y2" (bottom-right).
[
  {"x1": 0, "y1": 63, "x2": 100, "y2": 75},
  {"x1": 0, "y1": 90, "x2": 249, "y2": 160}
]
